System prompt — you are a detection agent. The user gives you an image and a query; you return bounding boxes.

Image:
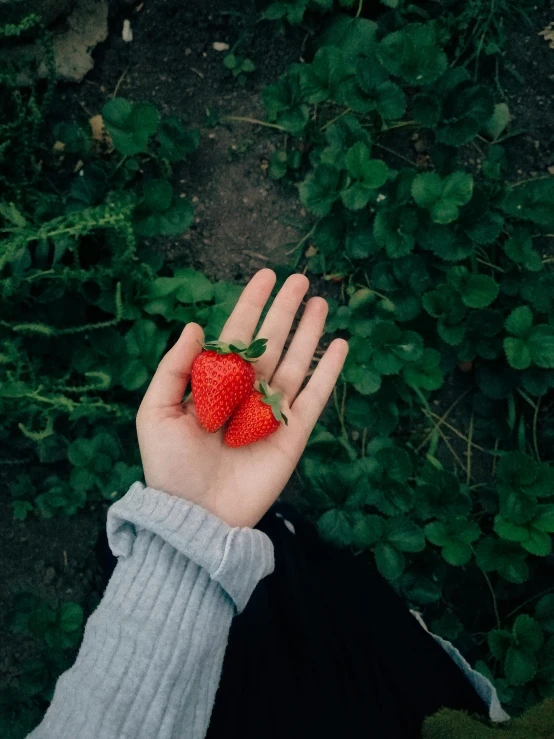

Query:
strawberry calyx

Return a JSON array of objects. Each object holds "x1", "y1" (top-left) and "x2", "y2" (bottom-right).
[
  {"x1": 202, "y1": 337, "x2": 267, "y2": 362},
  {"x1": 259, "y1": 380, "x2": 288, "y2": 426}
]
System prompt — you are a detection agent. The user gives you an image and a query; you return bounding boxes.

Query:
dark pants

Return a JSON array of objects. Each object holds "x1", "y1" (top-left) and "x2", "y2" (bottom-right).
[{"x1": 96, "y1": 502, "x2": 487, "y2": 739}]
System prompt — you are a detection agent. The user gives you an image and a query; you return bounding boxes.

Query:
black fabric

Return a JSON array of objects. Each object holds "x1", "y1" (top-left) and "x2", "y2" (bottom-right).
[
  {"x1": 95, "y1": 502, "x2": 487, "y2": 739},
  {"x1": 206, "y1": 503, "x2": 487, "y2": 739}
]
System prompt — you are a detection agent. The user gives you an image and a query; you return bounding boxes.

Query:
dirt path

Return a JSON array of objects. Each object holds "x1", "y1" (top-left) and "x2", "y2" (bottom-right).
[{"x1": 75, "y1": 0, "x2": 310, "y2": 281}]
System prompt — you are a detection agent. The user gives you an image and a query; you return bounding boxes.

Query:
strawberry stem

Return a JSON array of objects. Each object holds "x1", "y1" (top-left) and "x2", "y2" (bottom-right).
[
  {"x1": 202, "y1": 337, "x2": 268, "y2": 362},
  {"x1": 259, "y1": 380, "x2": 288, "y2": 425}
]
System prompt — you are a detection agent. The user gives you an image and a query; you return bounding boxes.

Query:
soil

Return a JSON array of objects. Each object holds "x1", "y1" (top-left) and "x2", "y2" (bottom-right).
[{"x1": 2, "y1": 0, "x2": 554, "y2": 718}]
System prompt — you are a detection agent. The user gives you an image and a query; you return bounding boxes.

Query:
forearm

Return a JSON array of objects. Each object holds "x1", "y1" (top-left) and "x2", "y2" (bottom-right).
[{"x1": 28, "y1": 483, "x2": 274, "y2": 739}]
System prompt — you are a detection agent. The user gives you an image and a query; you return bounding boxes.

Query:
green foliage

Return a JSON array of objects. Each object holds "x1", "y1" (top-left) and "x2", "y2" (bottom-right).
[
  {"x1": 1, "y1": 592, "x2": 85, "y2": 733},
  {"x1": 223, "y1": 53, "x2": 256, "y2": 86},
  {"x1": 260, "y1": 0, "x2": 554, "y2": 717},
  {"x1": 423, "y1": 698, "x2": 554, "y2": 739}
]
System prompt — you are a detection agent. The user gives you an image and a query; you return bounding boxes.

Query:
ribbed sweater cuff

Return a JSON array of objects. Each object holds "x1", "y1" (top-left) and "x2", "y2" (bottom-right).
[{"x1": 107, "y1": 482, "x2": 275, "y2": 612}]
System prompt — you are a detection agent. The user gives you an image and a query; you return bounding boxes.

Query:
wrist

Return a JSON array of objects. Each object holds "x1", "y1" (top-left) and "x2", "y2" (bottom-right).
[{"x1": 107, "y1": 482, "x2": 275, "y2": 612}]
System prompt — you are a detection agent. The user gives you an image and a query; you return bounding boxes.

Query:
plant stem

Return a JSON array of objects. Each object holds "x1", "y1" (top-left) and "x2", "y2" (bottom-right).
[
  {"x1": 482, "y1": 566, "x2": 501, "y2": 630},
  {"x1": 356, "y1": 0, "x2": 363, "y2": 17},
  {"x1": 384, "y1": 120, "x2": 417, "y2": 130},
  {"x1": 415, "y1": 389, "x2": 471, "y2": 452},
  {"x1": 373, "y1": 142, "x2": 418, "y2": 168},
  {"x1": 221, "y1": 115, "x2": 286, "y2": 131},
  {"x1": 506, "y1": 584, "x2": 554, "y2": 620},
  {"x1": 511, "y1": 174, "x2": 551, "y2": 188},
  {"x1": 285, "y1": 224, "x2": 316, "y2": 256},
  {"x1": 411, "y1": 384, "x2": 465, "y2": 470},
  {"x1": 466, "y1": 412, "x2": 474, "y2": 485},
  {"x1": 361, "y1": 427, "x2": 368, "y2": 458},
  {"x1": 533, "y1": 397, "x2": 541, "y2": 462},
  {"x1": 492, "y1": 438, "x2": 499, "y2": 477},
  {"x1": 333, "y1": 383, "x2": 348, "y2": 441},
  {"x1": 476, "y1": 257, "x2": 505, "y2": 273},
  {"x1": 321, "y1": 107, "x2": 352, "y2": 131}
]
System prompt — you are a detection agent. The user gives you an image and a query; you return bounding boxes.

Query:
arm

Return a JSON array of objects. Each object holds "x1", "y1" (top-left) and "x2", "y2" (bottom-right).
[
  {"x1": 30, "y1": 485, "x2": 273, "y2": 739},
  {"x1": 28, "y1": 268, "x2": 348, "y2": 739}
]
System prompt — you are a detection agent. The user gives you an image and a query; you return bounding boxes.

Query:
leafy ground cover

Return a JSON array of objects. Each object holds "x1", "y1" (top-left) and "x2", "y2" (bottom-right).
[{"x1": 2, "y1": 0, "x2": 554, "y2": 734}]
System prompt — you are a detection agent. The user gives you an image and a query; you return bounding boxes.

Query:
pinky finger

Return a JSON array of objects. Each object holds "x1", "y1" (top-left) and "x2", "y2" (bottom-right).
[{"x1": 291, "y1": 339, "x2": 349, "y2": 431}]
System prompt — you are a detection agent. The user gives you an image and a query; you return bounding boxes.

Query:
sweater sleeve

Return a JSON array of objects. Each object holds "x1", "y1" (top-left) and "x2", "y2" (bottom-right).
[{"x1": 28, "y1": 482, "x2": 275, "y2": 739}]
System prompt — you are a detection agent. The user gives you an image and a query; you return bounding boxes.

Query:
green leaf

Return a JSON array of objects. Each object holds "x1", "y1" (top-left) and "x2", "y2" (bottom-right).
[
  {"x1": 459, "y1": 275, "x2": 499, "y2": 309},
  {"x1": 67, "y1": 439, "x2": 94, "y2": 468},
  {"x1": 157, "y1": 118, "x2": 199, "y2": 161},
  {"x1": 494, "y1": 515, "x2": 529, "y2": 542},
  {"x1": 505, "y1": 306, "x2": 533, "y2": 338},
  {"x1": 12, "y1": 500, "x2": 33, "y2": 520},
  {"x1": 102, "y1": 97, "x2": 132, "y2": 128},
  {"x1": 341, "y1": 183, "x2": 371, "y2": 211},
  {"x1": 375, "y1": 81, "x2": 406, "y2": 120},
  {"x1": 536, "y1": 594, "x2": 554, "y2": 635},
  {"x1": 534, "y1": 505, "x2": 554, "y2": 532},
  {"x1": 431, "y1": 199, "x2": 460, "y2": 224},
  {"x1": 373, "y1": 208, "x2": 417, "y2": 258},
  {"x1": 173, "y1": 268, "x2": 214, "y2": 304},
  {"x1": 386, "y1": 517, "x2": 425, "y2": 552},
  {"x1": 377, "y1": 23, "x2": 447, "y2": 85},
  {"x1": 103, "y1": 99, "x2": 159, "y2": 155},
  {"x1": 424, "y1": 521, "x2": 448, "y2": 546},
  {"x1": 505, "y1": 646, "x2": 537, "y2": 686},
  {"x1": 299, "y1": 164, "x2": 342, "y2": 216},
  {"x1": 317, "y1": 508, "x2": 353, "y2": 547},
  {"x1": 353, "y1": 514, "x2": 385, "y2": 548},
  {"x1": 501, "y1": 178, "x2": 554, "y2": 229},
  {"x1": 441, "y1": 540, "x2": 472, "y2": 566},
  {"x1": 488, "y1": 629, "x2": 512, "y2": 659},
  {"x1": 442, "y1": 172, "x2": 474, "y2": 206},
  {"x1": 484, "y1": 103, "x2": 510, "y2": 141},
  {"x1": 375, "y1": 541, "x2": 405, "y2": 580},
  {"x1": 318, "y1": 16, "x2": 377, "y2": 62},
  {"x1": 344, "y1": 363, "x2": 382, "y2": 395},
  {"x1": 413, "y1": 93, "x2": 441, "y2": 126},
  {"x1": 143, "y1": 179, "x2": 173, "y2": 211},
  {"x1": 411, "y1": 173, "x2": 443, "y2": 208},
  {"x1": 504, "y1": 337, "x2": 532, "y2": 370},
  {"x1": 299, "y1": 46, "x2": 351, "y2": 103},
  {"x1": 58, "y1": 602, "x2": 84, "y2": 633},
  {"x1": 528, "y1": 325, "x2": 554, "y2": 368},
  {"x1": 522, "y1": 529, "x2": 551, "y2": 556},
  {"x1": 402, "y1": 348, "x2": 443, "y2": 391},
  {"x1": 263, "y1": 71, "x2": 310, "y2": 135}
]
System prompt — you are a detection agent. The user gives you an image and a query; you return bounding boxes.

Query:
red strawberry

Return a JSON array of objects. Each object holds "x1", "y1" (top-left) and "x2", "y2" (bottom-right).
[
  {"x1": 224, "y1": 381, "x2": 288, "y2": 448},
  {"x1": 191, "y1": 338, "x2": 267, "y2": 432}
]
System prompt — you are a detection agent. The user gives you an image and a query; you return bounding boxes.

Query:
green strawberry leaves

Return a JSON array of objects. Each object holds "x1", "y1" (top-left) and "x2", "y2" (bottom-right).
[
  {"x1": 411, "y1": 171, "x2": 474, "y2": 224},
  {"x1": 504, "y1": 306, "x2": 554, "y2": 370},
  {"x1": 102, "y1": 98, "x2": 159, "y2": 156}
]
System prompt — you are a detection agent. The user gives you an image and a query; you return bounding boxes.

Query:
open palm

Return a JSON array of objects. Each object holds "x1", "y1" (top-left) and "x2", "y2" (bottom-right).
[{"x1": 136, "y1": 269, "x2": 348, "y2": 528}]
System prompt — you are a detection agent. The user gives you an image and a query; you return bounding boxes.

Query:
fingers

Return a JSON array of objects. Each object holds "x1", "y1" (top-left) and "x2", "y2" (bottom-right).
[
  {"x1": 271, "y1": 296, "x2": 328, "y2": 402},
  {"x1": 254, "y1": 274, "x2": 310, "y2": 379},
  {"x1": 138, "y1": 322, "x2": 204, "y2": 414},
  {"x1": 219, "y1": 269, "x2": 276, "y2": 345},
  {"x1": 291, "y1": 339, "x2": 349, "y2": 431}
]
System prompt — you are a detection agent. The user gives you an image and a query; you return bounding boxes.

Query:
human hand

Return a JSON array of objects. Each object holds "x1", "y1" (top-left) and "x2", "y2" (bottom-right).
[{"x1": 136, "y1": 269, "x2": 348, "y2": 528}]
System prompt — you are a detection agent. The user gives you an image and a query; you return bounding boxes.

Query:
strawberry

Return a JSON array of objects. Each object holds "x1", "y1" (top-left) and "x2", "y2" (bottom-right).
[
  {"x1": 224, "y1": 381, "x2": 288, "y2": 448},
  {"x1": 191, "y1": 338, "x2": 267, "y2": 432}
]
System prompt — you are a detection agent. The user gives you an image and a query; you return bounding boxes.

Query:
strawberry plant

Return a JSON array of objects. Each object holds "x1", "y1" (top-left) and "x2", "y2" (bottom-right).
[{"x1": 255, "y1": 1, "x2": 554, "y2": 714}]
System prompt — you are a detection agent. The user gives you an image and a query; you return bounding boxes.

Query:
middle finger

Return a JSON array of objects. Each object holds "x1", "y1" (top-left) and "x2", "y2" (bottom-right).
[{"x1": 254, "y1": 273, "x2": 309, "y2": 379}]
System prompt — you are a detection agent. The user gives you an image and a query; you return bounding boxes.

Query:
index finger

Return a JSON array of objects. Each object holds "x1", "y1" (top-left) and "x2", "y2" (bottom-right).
[{"x1": 219, "y1": 269, "x2": 276, "y2": 345}]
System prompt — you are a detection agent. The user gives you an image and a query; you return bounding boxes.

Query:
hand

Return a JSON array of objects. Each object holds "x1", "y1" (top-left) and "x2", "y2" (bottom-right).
[{"x1": 136, "y1": 269, "x2": 348, "y2": 528}]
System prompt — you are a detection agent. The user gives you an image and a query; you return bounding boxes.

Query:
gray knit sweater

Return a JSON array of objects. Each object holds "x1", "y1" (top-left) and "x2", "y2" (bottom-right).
[{"x1": 28, "y1": 482, "x2": 507, "y2": 739}]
